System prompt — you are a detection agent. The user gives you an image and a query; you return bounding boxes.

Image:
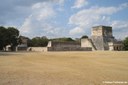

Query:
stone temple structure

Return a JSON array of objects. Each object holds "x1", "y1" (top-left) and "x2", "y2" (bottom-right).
[
  {"x1": 81, "y1": 25, "x2": 123, "y2": 51},
  {"x1": 28, "y1": 25, "x2": 123, "y2": 52}
]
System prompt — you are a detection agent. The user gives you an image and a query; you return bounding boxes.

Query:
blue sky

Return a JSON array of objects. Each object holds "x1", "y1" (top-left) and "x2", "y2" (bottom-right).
[{"x1": 0, "y1": 0, "x2": 128, "y2": 39}]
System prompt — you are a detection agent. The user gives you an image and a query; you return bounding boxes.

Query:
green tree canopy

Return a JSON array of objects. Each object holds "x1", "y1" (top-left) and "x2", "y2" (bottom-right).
[
  {"x1": 29, "y1": 36, "x2": 48, "y2": 47},
  {"x1": 123, "y1": 37, "x2": 128, "y2": 50},
  {"x1": 0, "y1": 26, "x2": 19, "y2": 51},
  {"x1": 0, "y1": 26, "x2": 8, "y2": 50}
]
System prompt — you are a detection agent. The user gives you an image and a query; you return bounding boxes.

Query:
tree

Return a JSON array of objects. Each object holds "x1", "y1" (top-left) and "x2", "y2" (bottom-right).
[
  {"x1": 123, "y1": 37, "x2": 128, "y2": 50},
  {"x1": 81, "y1": 35, "x2": 88, "y2": 39},
  {"x1": 7, "y1": 27, "x2": 19, "y2": 51},
  {"x1": 0, "y1": 26, "x2": 19, "y2": 51},
  {"x1": 30, "y1": 36, "x2": 49, "y2": 47},
  {"x1": 27, "y1": 39, "x2": 33, "y2": 47},
  {"x1": 50, "y1": 37, "x2": 75, "y2": 42},
  {"x1": 0, "y1": 26, "x2": 8, "y2": 50}
]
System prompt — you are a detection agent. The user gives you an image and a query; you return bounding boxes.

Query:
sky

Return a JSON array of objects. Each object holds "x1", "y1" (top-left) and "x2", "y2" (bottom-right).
[{"x1": 0, "y1": 0, "x2": 128, "y2": 39}]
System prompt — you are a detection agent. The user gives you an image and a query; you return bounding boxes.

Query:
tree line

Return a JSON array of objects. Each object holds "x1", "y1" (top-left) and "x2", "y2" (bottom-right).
[
  {"x1": 0, "y1": 26, "x2": 77, "y2": 51},
  {"x1": 27, "y1": 37, "x2": 76, "y2": 47},
  {"x1": 0, "y1": 26, "x2": 128, "y2": 51}
]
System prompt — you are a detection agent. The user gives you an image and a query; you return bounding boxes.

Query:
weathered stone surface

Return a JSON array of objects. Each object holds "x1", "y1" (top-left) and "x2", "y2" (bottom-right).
[
  {"x1": 47, "y1": 41, "x2": 92, "y2": 51},
  {"x1": 91, "y1": 36, "x2": 105, "y2": 50},
  {"x1": 27, "y1": 47, "x2": 48, "y2": 52},
  {"x1": 81, "y1": 38, "x2": 96, "y2": 50},
  {"x1": 92, "y1": 26, "x2": 113, "y2": 37},
  {"x1": 48, "y1": 47, "x2": 92, "y2": 51},
  {"x1": 91, "y1": 25, "x2": 123, "y2": 51}
]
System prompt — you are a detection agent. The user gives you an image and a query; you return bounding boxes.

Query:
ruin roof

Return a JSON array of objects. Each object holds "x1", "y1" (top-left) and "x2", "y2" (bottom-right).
[{"x1": 92, "y1": 25, "x2": 112, "y2": 28}]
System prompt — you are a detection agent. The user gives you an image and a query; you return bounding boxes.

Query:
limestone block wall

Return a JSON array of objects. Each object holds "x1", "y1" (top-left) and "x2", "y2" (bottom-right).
[
  {"x1": 81, "y1": 38, "x2": 92, "y2": 47},
  {"x1": 17, "y1": 44, "x2": 28, "y2": 51},
  {"x1": 108, "y1": 42, "x2": 114, "y2": 51},
  {"x1": 81, "y1": 38, "x2": 96, "y2": 51},
  {"x1": 27, "y1": 47, "x2": 48, "y2": 52},
  {"x1": 92, "y1": 26, "x2": 112, "y2": 37},
  {"x1": 91, "y1": 36, "x2": 105, "y2": 50},
  {"x1": 18, "y1": 47, "x2": 27, "y2": 51},
  {"x1": 51, "y1": 41, "x2": 81, "y2": 48},
  {"x1": 103, "y1": 37, "x2": 110, "y2": 50},
  {"x1": 92, "y1": 27, "x2": 103, "y2": 36},
  {"x1": 47, "y1": 47, "x2": 92, "y2": 51},
  {"x1": 47, "y1": 41, "x2": 52, "y2": 47},
  {"x1": 91, "y1": 36, "x2": 111, "y2": 50},
  {"x1": 46, "y1": 41, "x2": 92, "y2": 51}
]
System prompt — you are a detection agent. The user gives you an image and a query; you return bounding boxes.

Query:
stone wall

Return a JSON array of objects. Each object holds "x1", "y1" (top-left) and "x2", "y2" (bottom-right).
[
  {"x1": 92, "y1": 26, "x2": 103, "y2": 36},
  {"x1": 27, "y1": 47, "x2": 48, "y2": 52},
  {"x1": 47, "y1": 41, "x2": 92, "y2": 51},
  {"x1": 51, "y1": 41, "x2": 81, "y2": 48},
  {"x1": 91, "y1": 36, "x2": 110, "y2": 50},
  {"x1": 81, "y1": 38, "x2": 96, "y2": 51},
  {"x1": 48, "y1": 47, "x2": 92, "y2": 51}
]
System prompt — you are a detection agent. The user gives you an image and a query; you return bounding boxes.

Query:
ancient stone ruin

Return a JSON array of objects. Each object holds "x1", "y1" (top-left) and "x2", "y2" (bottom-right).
[
  {"x1": 81, "y1": 25, "x2": 123, "y2": 51},
  {"x1": 28, "y1": 25, "x2": 123, "y2": 52}
]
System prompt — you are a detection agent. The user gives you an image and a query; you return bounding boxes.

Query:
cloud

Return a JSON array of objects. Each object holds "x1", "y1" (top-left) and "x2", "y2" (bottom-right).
[
  {"x1": 72, "y1": 0, "x2": 88, "y2": 9},
  {"x1": 57, "y1": 0, "x2": 65, "y2": 4},
  {"x1": 110, "y1": 20, "x2": 128, "y2": 39},
  {"x1": 111, "y1": 21, "x2": 128, "y2": 30},
  {"x1": 0, "y1": 0, "x2": 46, "y2": 25},
  {"x1": 20, "y1": 2, "x2": 57, "y2": 37},
  {"x1": 69, "y1": 26, "x2": 84, "y2": 35},
  {"x1": 119, "y1": 3, "x2": 128, "y2": 9},
  {"x1": 20, "y1": 1, "x2": 68, "y2": 38},
  {"x1": 0, "y1": 0, "x2": 65, "y2": 26},
  {"x1": 0, "y1": 0, "x2": 66, "y2": 38},
  {"x1": 20, "y1": 15, "x2": 32, "y2": 33},
  {"x1": 69, "y1": 3, "x2": 128, "y2": 36},
  {"x1": 0, "y1": 0, "x2": 127, "y2": 39},
  {"x1": 31, "y1": 2, "x2": 56, "y2": 21}
]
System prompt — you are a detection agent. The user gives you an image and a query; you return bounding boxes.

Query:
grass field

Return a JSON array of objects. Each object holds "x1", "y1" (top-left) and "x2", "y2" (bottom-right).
[{"x1": 0, "y1": 51, "x2": 128, "y2": 85}]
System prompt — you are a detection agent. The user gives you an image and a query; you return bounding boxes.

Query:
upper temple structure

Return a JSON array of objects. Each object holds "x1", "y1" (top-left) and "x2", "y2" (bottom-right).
[{"x1": 81, "y1": 25, "x2": 123, "y2": 51}]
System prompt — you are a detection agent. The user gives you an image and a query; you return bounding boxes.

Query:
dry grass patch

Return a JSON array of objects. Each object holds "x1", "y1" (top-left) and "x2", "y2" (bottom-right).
[{"x1": 0, "y1": 51, "x2": 128, "y2": 85}]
